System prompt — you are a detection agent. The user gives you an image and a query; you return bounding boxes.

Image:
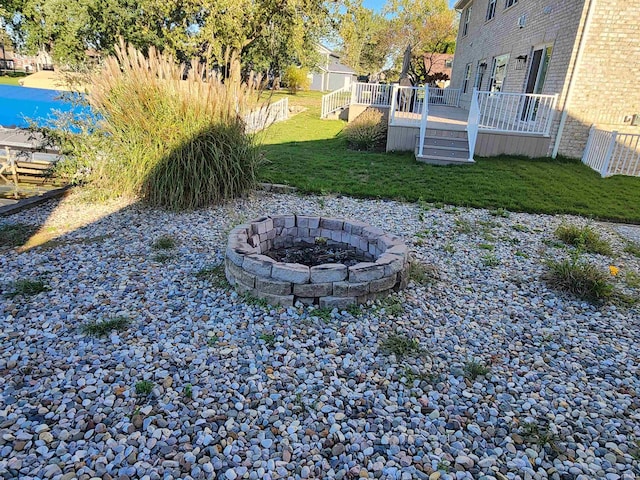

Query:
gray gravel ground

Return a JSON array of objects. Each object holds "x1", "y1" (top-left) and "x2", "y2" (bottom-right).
[{"x1": 1, "y1": 191, "x2": 639, "y2": 480}]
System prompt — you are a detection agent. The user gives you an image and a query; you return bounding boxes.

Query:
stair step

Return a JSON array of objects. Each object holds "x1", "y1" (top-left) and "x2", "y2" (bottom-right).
[
  {"x1": 416, "y1": 154, "x2": 475, "y2": 165},
  {"x1": 424, "y1": 128, "x2": 467, "y2": 139},
  {"x1": 415, "y1": 146, "x2": 469, "y2": 159},
  {"x1": 422, "y1": 137, "x2": 468, "y2": 150}
]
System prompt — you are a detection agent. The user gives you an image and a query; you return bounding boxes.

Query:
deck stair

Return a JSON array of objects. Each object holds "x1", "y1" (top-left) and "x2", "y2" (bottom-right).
[{"x1": 415, "y1": 128, "x2": 474, "y2": 165}]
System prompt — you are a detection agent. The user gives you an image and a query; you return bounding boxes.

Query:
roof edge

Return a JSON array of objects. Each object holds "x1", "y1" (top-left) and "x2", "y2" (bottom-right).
[{"x1": 454, "y1": 0, "x2": 471, "y2": 10}]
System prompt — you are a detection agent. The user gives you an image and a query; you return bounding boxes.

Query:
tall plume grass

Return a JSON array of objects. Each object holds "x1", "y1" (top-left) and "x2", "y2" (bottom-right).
[{"x1": 83, "y1": 41, "x2": 262, "y2": 210}]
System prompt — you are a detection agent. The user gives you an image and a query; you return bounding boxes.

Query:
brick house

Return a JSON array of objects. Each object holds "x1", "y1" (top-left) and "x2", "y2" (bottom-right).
[{"x1": 450, "y1": 0, "x2": 640, "y2": 158}]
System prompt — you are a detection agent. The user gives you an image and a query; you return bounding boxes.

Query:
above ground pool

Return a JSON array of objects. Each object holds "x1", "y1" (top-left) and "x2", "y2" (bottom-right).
[{"x1": 0, "y1": 84, "x2": 88, "y2": 129}]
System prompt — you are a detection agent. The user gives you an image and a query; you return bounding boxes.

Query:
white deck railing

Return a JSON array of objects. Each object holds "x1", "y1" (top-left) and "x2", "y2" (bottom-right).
[
  {"x1": 320, "y1": 86, "x2": 351, "y2": 118},
  {"x1": 582, "y1": 126, "x2": 640, "y2": 177},
  {"x1": 467, "y1": 90, "x2": 480, "y2": 162},
  {"x1": 351, "y1": 83, "x2": 394, "y2": 107},
  {"x1": 389, "y1": 86, "x2": 426, "y2": 126},
  {"x1": 429, "y1": 88, "x2": 461, "y2": 107},
  {"x1": 417, "y1": 85, "x2": 429, "y2": 157},
  {"x1": 476, "y1": 91, "x2": 558, "y2": 135},
  {"x1": 245, "y1": 97, "x2": 289, "y2": 133}
]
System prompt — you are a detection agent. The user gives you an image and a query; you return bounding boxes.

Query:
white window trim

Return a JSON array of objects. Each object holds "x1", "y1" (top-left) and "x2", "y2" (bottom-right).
[
  {"x1": 462, "y1": 6, "x2": 472, "y2": 37},
  {"x1": 486, "y1": 0, "x2": 496, "y2": 21},
  {"x1": 463, "y1": 63, "x2": 472, "y2": 93}
]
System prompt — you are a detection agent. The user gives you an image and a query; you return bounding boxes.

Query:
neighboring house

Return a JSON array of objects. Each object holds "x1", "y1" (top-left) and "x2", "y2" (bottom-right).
[
  {"x1": 450, "y1": 0, "x2": 640, "y2": 159},
  {"x1": 309, "y1": 45, "x2": 357, "y2": 92},
  {"x1": 423, "y1": 53, "x2": 454, "y2": 87}
]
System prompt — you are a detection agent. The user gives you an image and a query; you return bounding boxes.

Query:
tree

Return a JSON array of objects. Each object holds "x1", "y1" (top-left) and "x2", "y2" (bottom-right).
[
  {"x1": 337, "y1": 0, "x2": 387, "y2": 77},
  {"x1": 3, "y1": 0, "x2": 336, "y2": 72},
  {"x1": 381, "y1": 0, "x2": 457, "y2": 83}
]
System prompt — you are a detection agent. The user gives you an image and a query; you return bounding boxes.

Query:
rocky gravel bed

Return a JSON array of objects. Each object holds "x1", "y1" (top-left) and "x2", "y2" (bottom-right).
[{"x1": 1, "y1": 191, "x2": 639, "y2": 480}]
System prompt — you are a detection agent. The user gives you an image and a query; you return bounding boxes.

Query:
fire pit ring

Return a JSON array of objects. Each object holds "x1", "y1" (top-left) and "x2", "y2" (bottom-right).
[{"x1": 225, "y1": 215, "x2": 410, "y2": 308}]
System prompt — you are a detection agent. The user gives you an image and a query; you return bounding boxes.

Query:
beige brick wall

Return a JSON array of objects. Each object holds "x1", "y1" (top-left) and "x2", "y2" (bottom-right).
[
  {"x1": 451, "y1": 0, "x2": 586, "y2": 108},
  {"x1": 558, "y1": 0, "x2": 640, "y2": 158}
]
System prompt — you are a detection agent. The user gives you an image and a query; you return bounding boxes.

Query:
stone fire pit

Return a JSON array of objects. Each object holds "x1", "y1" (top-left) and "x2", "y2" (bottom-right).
[{"x1": 225, "y1": 215, "x2": 410, "y2": 307}]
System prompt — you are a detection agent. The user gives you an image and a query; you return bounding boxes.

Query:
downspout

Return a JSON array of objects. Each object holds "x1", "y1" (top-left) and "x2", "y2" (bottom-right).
[{"x1": 552, "y1": 0, "x2": 596, "y2": 158}]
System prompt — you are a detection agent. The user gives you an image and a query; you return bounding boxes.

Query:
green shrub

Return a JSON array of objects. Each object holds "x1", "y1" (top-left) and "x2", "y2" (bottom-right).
[
  {"x1": 282, "y1": 66, "x2": 310, "y2": 94},
  {"x1": 555, "y1": 224, "x2": 612, "y2": 256},
  {"x1": 546, "y1": 256, "x2": 613, "y2": 302},
  {"x1": 60, "y1": 42, "x2": 262, "y2": 210},
  {"x1": 343, "y1": 109, "x2": 387, "y2": 151}
]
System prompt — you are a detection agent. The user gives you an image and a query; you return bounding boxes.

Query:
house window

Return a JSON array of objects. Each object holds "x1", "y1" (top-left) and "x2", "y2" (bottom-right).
[
  {"x1": 463, "y1": 63, "x2": 472, "y2": 93},
  {"x1": 474, "y1": 61, "x2": 487, "y2": 89},
  {"x1": 462, "y1": 6, "x2": 472, "y2": 36},
  {"x1": 489, "y1": 54, "x2": 509, "y2": 92},
  {"x1": 505, "y1": 0, "x2": 517, "y2": 8},
  {"x1": 486, "y1": 0, "x2": 496, "y2": 20}
]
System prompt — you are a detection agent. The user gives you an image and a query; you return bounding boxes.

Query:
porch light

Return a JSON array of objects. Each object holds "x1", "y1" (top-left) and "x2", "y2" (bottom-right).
[{"x1": 515, "y1": 55, "x2": 527, "y2": 70}]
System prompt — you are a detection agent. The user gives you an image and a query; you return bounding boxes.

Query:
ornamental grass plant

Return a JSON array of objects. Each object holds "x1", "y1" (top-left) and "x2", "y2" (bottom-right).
[{"x1": 77, "y1": 42, "x2": 262, "y2": 210}]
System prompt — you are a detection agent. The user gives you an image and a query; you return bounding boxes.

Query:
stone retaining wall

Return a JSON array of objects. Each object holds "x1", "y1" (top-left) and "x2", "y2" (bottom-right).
[{"x1": 225, "y1": 215, "x2": 410, "y2": 308}]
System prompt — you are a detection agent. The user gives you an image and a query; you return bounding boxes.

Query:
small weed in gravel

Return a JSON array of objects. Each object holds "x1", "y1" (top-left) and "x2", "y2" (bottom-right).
[
  {"x1": 313, "y1": 307, "x2": 333, "y2": 321},
  {"x1": 464, "y1": 359, "x2": 491, "y2": 379},
  {"x1": 625, "y1": 270, "x2": 640, "y2": 289},
  {"x1": 7, "y1": 279, "x2": 50, "y2": 298},
  {"x1": 380, "y1": 334, "x2": 423, "y2": 358},
  {"x1": 135, "y1": 380, "x2": 154, "y2": 395},
  {"x1": 478, "y1": 243, "x2": 495, "y2": 251},
  {"x1": 380, "y1": 296, "x2": 404, "y2": 315},
  {"x1": 481, "y1": 253, "x2": 500, "y2": 267},
  {"x1": 490, "y1": 207, "x2": 510, "y2": 218},
  {"x1": 515, "y1": 250, "x2": 529, "y2": 258},
  {"x1": 196, "y1": 263, "x2": 228, "y2": 288},
  {"x1": 401, "y1": 366, "x2": 440, "y2": 385},
  {"x1": 346, "y1": 303, "x2": 362, "y2": 317},
  {"x1": 624, "y1": 242, "x2": 640, "y2": 258},
  {"x1": 151, "y1": 252, "x2": 173, "y2": 263},
  {"x1": 184, "y1": 384, "x2": 193, "y2": 399},
  {"x1": 243, "y1": 293, "x2": 269, "y2": 308},
  {"x1": 258, "y1": 333, "x2": 276, "y2": 347},
  {"x1": 207, "y1": 335, "x2": 220, "y2": 346},
  {"x1": 512, "y1": 224, "x2": 529, "y2": 232},
  {"x1": 555, "y1": 224, "x2": 612, "y2": 256},
  {"x1": 520, "y1": 421, "x2": 560, "y2": 452},
  {"x1": 82, "y1": 316, "x2": 130, "y2": 337},
  {"x1": 409, "y1": 261, "x2": 438, "y2": 285},
  {"x1": 443, "y1": 242, "x2": 455, "y2": 254},
  {"x1": 152, "y1": 235, "x2": 177, "y2": 250},
  {"x1": 0, "y1": 223, "x2": 39, "y2": 248},
  {"x1": 546, "y1": 256, "x2": 613, "y2": 302},
  {"x1": 454, "y1": 218, "x2": 474, "y2": 234}
]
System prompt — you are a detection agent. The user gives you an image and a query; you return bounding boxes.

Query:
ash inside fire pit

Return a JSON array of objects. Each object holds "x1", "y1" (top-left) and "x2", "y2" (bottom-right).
[{"x1": 265, "y1": 241, "x2": 370, "y2": 267}]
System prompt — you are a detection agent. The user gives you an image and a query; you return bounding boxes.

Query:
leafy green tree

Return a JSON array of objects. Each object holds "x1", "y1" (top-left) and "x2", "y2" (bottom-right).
[
  {"x1": 337, "y1": 0, "x2": 387, "y2": 77},
  {"x1": 380, "y1": 0, "x2": 457, "y2": 82}
]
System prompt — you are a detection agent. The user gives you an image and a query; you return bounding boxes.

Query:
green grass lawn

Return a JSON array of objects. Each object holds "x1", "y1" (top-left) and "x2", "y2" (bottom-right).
[
  {"x1": 0, "y1": 72, "x2": 28, "y2": 86},
  {"x1": 259, "y1": 92, "x2": 640, "y2": 223}
]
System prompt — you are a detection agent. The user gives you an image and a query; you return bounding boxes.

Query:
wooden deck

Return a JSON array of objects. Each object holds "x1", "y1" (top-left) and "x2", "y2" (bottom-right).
[{"x1": 392, "y1": 105, "x2": 469, "y2": 131}]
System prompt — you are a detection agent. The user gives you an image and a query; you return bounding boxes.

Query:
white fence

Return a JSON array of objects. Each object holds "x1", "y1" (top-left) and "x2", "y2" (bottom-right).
[
  {"x1": 429, "y1": 88, "x2": 461, "y2": 107},
  {"x1": 351, "y1": 83, "x2": 394, "y2": 107},
  {"x1": 320, "y1": 86, "x2": 351, "y2": 118},
  {"x1": 244, "y1": 98, "x2": 289, "y2": 133},
  {"x1": 389, "y1": 86, "x2": 427, "y2": 126},
  {"x1": 476, "y1": 91, "x2": 558, "y2": 135},
  {"x1": 582, "y1": 126, "x2": 640, "y2": 177}
]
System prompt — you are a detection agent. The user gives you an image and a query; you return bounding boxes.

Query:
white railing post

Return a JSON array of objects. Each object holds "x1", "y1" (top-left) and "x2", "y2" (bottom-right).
[
  {"x1": 389, "y1": 84, "x2": 398, "y2": 125},
  {"x1": 581, "y1": 125, "x2": 595, "y2": 166},
  {"x1": 466, "y1": 89, "x2": 480, "y2": 162},
  {"x1": 601, "y1": 130, "x2": 618, "y2": 177},
  {"x1": 418, "y1": 84, "x2": 429, "y2": 157},
  {"x1": 544, "y1": 94, "x2": 559, "y2": 136}
]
